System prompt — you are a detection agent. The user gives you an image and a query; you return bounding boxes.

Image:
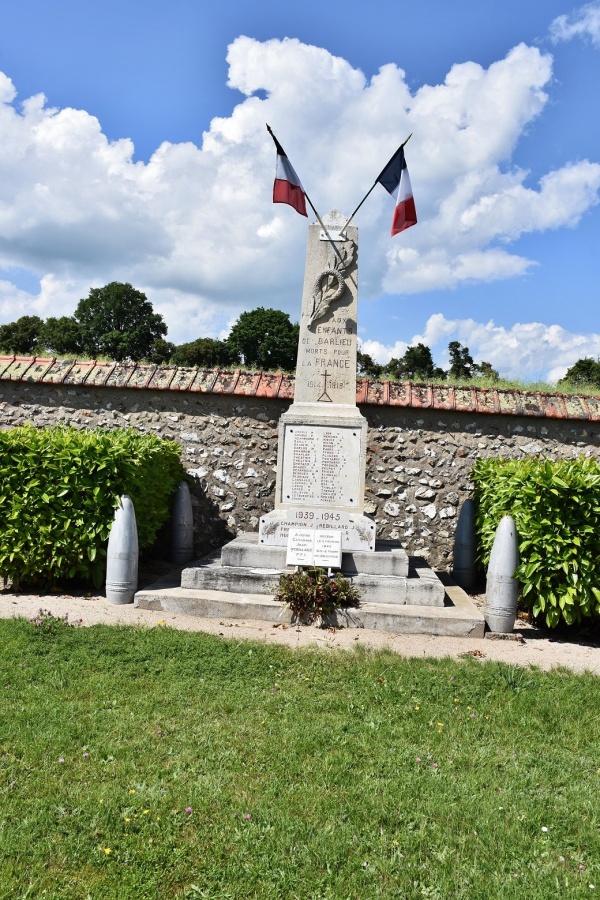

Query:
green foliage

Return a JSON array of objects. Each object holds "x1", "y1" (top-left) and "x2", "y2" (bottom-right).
[
  {"x1": 380, "y1": 341, "x2": 496, "y2": 383},
  {"x1": 385, "y1": 342, "x2": 441, "y2": 381},
  {"x1": 473, "y1": 359, "x2": 500, "y2": 380},
  {"x1": 172, "y1": 337, "x2": 237, "y2": 368},
  {"x1": 472, "y1": 457, "x2": 600, "y2": 628},
  {"x1": 275, "y1": 567, "x2": 360, "y2": 625},
  {"x1": 146, "y1": 338, "x2": 176, "y2": 364},
  {"x1": 0, "y1": 315, "x2": 44, "y2": 353},
  {"x1": 559, "y1": 356, "x2": 600, "y2": 389},
  {"x1": 40, "y1": 316, "x2": 85, "y2": 356},
  {"x1": 357, "y1": 350, "x2": 383, "y2": 378},
  {"x1": 226, "y1": 306, "x2": 299, "y2": 371},
  {"x1": 74, "y1": 282, "x2": 167, "y2": 362},
  {"x1": 448, "y1": 340, "x2": 475, "y2": 379},
  {"x1": 0, "y1": 427, "x2": 185, "y2": 588}
]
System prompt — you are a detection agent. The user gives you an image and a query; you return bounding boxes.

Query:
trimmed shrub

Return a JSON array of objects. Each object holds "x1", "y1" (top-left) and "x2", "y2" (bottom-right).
[
  {"x1": 472, "y1": 457, "x2": 600, "y2": 628},
  {"x1": 0, "y1": 427, "x2": 186, "y2": 588}
]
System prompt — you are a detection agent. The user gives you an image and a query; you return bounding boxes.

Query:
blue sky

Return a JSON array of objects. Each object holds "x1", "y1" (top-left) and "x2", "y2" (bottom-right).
[{"x1": 0, "y1": 0, "x2": 599, "y2": 381}]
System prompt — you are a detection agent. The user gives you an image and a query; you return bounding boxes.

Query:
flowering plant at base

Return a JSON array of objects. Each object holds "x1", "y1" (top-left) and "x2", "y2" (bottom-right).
[
  {"x1": 275, "y1": 567, "x2": 360, "y2": 626},
  {"x1": 29, "y1": 608, "x2": 83, "y2": 635}
]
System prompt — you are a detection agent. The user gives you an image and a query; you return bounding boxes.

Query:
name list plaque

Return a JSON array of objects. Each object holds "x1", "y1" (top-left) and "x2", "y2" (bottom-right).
[{"x1": 280, "y1": 424, "x2": 361, "y2": 508}]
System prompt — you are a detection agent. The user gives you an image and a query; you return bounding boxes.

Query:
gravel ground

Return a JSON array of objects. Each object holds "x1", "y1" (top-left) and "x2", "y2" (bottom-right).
[{"x1": 2, "y1": 581, "x2": 600, "y2": 675}]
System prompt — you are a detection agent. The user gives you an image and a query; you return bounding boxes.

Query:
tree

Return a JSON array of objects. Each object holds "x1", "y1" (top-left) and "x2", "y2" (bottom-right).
[
  {"x1": 74, "y1": 282, "x2": 167, "y2": 362},
  {"x1": 0, "y1": 316, "x2": 44, "y2": 354},
  {"x1": 473, "y1": 360, "x2": 500, "y2": 381},
  {"x1": 40, "y1": 317, "x2": 85, "y2": 357},
  {"x1": 384, "y1": 343, "x2": 444, "y2": 381},
  {"x1": 226, "y1": 307, "x2": 299, "y2": 371},
  {"x1": 558, "y1": 357, "x2": 600, "y2": 388},
  {"x1": 147, "y1": 339, "x2": 176, "y2": 364},
  {"x1": 172, "y1": 337, "x2": 237, "y2": 368},
  {"x1": 448, "y1": 341, "x2": 475, "y2": 380},
  {"x1": 357, "y1": 351, "x2": 383, "y2": 379}
]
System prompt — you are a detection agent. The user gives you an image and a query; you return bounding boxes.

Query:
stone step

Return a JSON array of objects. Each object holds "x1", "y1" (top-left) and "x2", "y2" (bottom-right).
[
  {"x1": 180, "y1": 551, "x2": 444, "y2": 607},
  {"x1": 133, "y1": 576, "x2": 484, "y2": 638},
  {"x1": 221, "y1": 534, "x2": 409, "y2": 577}
]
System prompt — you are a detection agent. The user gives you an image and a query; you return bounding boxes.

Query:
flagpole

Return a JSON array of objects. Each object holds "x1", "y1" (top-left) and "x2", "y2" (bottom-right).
[
  {"x1": 342, "y1": 133, "x2": 413, "y2": 232},
  {"x1": 266, "y1": 124, "x2": 346, "y2": 266},
  {"x1": 302, "y1": 191, "x2": 346, "y2": 267}
]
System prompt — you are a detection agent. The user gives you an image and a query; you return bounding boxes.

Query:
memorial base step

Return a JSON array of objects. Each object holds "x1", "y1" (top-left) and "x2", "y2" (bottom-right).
[
  {"x1": 133, "y1": 536, "x2": 485, "y2": 638},
  {"x1": 179, "y1": 552, "x2": 443, "y2": 608},
  {"x1": 134, "y1": 575, "x2": 484, "y2": 638},
  {"x1": 222, "y1": 533, "x2": 409, "y2": 577}
]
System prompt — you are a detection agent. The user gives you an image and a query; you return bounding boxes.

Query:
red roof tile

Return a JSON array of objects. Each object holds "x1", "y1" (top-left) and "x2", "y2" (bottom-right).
[{"x1": 2, "y1": 358, "x2": 599, "y2": 422}]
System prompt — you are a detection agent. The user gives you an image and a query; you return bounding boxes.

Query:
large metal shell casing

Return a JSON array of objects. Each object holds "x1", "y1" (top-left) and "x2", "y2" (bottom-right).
[
  {"x1": 105, "y1": 495, "x2": 139, "y2": 605},
  {"x1": 484, "y1": 515, "x2": 519, "y2": 633},
  {"x1": 170, "y1": 481, "x2": 194, "y2": 565},
  {"x1": 452, "y1": 498, "x2": 477, "y2": 590}
]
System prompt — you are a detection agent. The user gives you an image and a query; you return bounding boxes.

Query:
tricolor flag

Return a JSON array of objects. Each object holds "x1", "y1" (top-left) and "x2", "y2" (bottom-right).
[
  {"x1": 267, "y1": 125, "x2": 307, "y2": 217},
  {"x1": 377, "y1": 144, "x2": 417, "y2": 236}
]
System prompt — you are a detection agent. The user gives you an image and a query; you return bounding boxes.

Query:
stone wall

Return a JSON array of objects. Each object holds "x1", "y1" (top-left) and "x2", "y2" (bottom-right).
[
  {"x1": 363, "y1": 404, "x2": 599, "y2": 568},
  {"x1": 1, "y1": 357, "x2": 599, "y2": 570}
]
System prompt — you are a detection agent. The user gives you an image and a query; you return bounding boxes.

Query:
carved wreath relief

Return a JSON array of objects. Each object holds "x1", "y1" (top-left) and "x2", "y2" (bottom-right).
[{"x1": 308, "y1": 239, "x2": 355, "y2": 326}]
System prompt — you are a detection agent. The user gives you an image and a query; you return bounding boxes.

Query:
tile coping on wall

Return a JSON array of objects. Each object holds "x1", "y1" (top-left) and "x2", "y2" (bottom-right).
[{"x1": 1, "y1": 355, "x2": 599, "y2": 422}]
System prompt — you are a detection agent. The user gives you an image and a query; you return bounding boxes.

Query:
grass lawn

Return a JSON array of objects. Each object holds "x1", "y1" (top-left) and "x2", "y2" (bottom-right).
[{"x1": 0, "y1": 617, "x2": 599, "y2": 899}]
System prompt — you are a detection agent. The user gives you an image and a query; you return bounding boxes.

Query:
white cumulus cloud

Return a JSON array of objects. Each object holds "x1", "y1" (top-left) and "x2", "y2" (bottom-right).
[
  {"x1": 0, "y1": 36, "x2": 598, "y2": 346},
  {"x1": 366, "y1": 313, "x2": 600, "y2": 383},
  {"x1": 550, "y1": 2, "x2": 600, "y2": 46}
]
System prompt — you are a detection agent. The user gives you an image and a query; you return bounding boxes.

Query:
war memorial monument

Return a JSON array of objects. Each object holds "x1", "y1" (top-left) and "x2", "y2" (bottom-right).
[{"x1": 135, "y1": 204, "x2": 484, "y2": 636}]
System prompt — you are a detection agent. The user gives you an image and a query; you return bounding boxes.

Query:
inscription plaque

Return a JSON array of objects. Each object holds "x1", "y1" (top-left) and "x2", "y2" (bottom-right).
[
  {"x1": 286, "y1": 529, "x2": 316, "y2": 567},
  {"x1": 281, "y1": 424, "x2": 361, "y2": 507},
  {"x1": 284, "y1": 528, "x2": 344, "y2": 568},
  {"x1": 314, "y1": 530, "x2": 342, "y2": 568},
  {"x1": 259, "y1": 508, "x2": 376, "y2": 552}
]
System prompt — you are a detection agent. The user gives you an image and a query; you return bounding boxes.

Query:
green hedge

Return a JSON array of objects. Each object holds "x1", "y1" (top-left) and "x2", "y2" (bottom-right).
[
  {"x1": 0, "y1": 427, "x2": 186, "y2": 588},
  {"x1": 472, "y1": 456, "x2": 600, "y2": 628}
]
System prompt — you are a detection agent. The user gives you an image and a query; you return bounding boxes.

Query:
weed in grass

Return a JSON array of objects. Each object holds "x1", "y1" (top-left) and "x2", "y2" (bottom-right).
[{"x1": 29, "y1": 607, "x2": 83, "y2": 635}]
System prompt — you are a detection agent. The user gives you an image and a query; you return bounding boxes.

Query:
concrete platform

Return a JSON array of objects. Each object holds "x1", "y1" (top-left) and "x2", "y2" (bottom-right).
[
  {"x1": 179, "y1": 535, "x2": 444, "y2": 607},
  {"x1": 134, "y1": 557, "x2": 485, "y2": 639},
  {"x1": 222, "y1": 534, "x2": 409, "y2": 577},
  {"x1": 180, "y1": 552, "x2": 443, "y2": 607}
]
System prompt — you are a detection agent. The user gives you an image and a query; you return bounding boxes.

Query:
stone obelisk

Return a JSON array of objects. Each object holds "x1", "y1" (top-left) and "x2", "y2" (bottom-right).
[{"x1": 259, "y1": 210, "x2": 375, "y2": 551}]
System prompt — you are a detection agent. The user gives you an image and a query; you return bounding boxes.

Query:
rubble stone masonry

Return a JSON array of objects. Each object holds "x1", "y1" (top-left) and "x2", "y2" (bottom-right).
[{"x1": 1, "y1": 356, "x2": 599, "y2": 570}]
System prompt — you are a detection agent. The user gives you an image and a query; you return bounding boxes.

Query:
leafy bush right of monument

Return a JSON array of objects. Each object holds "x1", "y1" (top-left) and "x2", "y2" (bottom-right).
[
  {"x1": 472, "y1": 456, "x2": 600, "y2": 628},
  {"x1": 0, "y1": 426, "x2": 185, "y2": 589}
]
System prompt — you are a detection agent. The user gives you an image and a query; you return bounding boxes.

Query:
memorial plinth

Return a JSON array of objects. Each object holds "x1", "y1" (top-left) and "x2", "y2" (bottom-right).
[{"x1": 259, "y1": 211, "x2": 375, "y2": 551}]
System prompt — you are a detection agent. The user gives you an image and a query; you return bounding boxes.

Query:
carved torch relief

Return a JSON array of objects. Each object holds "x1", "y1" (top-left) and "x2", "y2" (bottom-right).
[{"x1": 308, "y1": 239, "x2": 356, "y2": 326}]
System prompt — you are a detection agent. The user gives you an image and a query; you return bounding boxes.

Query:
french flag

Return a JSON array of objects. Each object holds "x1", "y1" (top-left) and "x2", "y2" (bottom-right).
[
  {"x1": 377, "y1": 144, "x2": 417, "y2": 236},
  {"x1": 268, "y1": 126, "x2": 307, "y2": 218}
]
